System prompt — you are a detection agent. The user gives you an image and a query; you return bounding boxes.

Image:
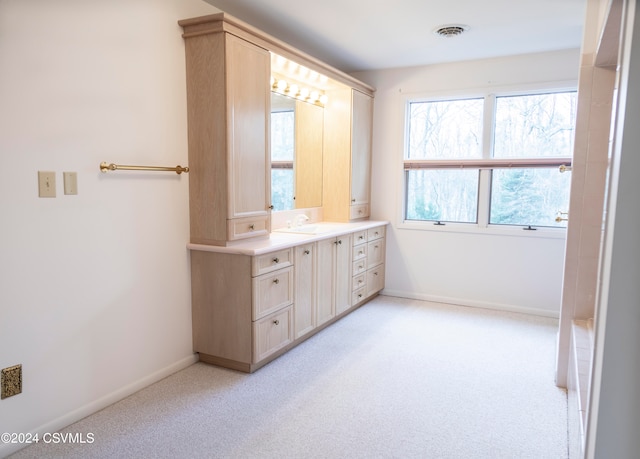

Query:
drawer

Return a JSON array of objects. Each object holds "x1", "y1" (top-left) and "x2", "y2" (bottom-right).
[
  {"x1": 366, "y1": 265, "x2": 385, "y2": 297},
  {"x1": 352, "y1": 258, "x2": 367, "y2": 276},
  {"x1": 252, "y1": 248, "x2": 293, "y2": 276},
  {"x1": 352, "y1": 230, "x2": 367, "y2": 246},
  {"x1": 252, "y1": 266, "x2": 293, "y2": 320},
  {"x1": 352, "y1": 273, "x2": 366, "y2": 292},
  {"x1": 352, "y1": 244, "x2": 367, "y2": 262},
  {"x1": 350, "y1": 204, "x2": 369, "y2": 220},
  {"x1": 367, "y1": 238, "x2": 386, "y2": 269},
  {"x1": 228, "y1": 216, "x2": 269, "y2": 242},
  {"x1": 367, "y1": 225, "x2": 385, "y2": 241},
  {"x1": 352, "y1": 287, "x2": 366, "y2": 306},
  {"x1": 253, "y1": 306, "x2": 293, "y2": 363}
]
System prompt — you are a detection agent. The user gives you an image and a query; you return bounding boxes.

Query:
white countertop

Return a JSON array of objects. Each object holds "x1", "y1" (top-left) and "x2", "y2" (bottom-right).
[{"x1": 187, "y1": 220, "x2": 388, "y2": 255}]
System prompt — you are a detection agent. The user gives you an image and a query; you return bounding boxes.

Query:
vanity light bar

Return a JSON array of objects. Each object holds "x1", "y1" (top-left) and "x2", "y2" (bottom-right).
[{"x1": 271, "y1": 76, "x2": 328, "y2": 106}]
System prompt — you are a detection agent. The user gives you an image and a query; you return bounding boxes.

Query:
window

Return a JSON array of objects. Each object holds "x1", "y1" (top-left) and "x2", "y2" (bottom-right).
[
  {"x1": 271, "y1": 109, "x2": 295, "y2": 211},
  {"x1": 403, "y1": 90, "x2": 576, "y2": 230}
]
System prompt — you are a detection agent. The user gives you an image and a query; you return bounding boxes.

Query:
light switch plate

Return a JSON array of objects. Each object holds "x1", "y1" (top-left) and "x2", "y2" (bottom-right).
[
  {"x1": 38, "y1": 171, "x2": 56, "y2": 198},
  {"x1": 63, "y1": 172, "x2": 78, "y2": 195}
]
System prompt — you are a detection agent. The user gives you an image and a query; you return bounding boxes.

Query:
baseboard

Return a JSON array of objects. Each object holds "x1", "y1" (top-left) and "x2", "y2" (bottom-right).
[
  {"x1": 0, "y1": 353, "x2": 198, "y2": 458},
  {"x1": 381, "y1": 289, "x2": 560, "y2": 318}
]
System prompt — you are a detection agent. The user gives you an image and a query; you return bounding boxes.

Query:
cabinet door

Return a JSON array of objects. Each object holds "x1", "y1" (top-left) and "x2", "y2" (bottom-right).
[
  {"x1": 294, "y1": 243, "x2": 316, "y2": 339},
  {"x1": 316, "y1": 238, "x2": 336, "y2": 326},
  {"x1": 226, "y1": 34, "x2": 270, "y2": 219},
  {"x1": 350, "y1": 90, "x2": 373, "y2": 207},
  {"x1": 366, "y1": 265, "x2": 385, "y2": 298},
  {"x1": 367, "y1": 238, "x2": 385, "y2": 270},
  {"x1": 335, "y1": 234, "x2": 352, "y2": 315}
]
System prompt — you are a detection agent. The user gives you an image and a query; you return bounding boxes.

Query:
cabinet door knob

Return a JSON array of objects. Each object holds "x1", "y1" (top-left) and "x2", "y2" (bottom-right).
[
  {"x1": 304, "y1": 250, "x2": 310, "y2": 255},
  {"x1": 273, "y1": 278, "x2": 279, "y2": 284},
  {"x1": 273, "y1": 319, "x2": 280, "y2": 325},
  {"x1": 272, "y1": 257, "x2": 279, "y2": 264}
]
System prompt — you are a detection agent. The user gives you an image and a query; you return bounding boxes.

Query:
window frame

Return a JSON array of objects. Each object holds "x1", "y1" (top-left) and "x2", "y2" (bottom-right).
[{"x1": 398, "y1": 82, "x2": 577, "y2": 238}]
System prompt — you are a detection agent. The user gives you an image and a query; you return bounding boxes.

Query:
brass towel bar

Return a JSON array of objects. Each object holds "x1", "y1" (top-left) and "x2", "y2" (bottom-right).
[{"x1": 100, "y1": 162, "x2": 189, "y2": 174}]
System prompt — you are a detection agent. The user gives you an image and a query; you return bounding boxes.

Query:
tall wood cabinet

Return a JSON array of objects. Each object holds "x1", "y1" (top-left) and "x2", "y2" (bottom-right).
[
  {"x1": 323, "y1": 88, "x2": 374, "y2": 222},
  {"x1": 181, "y1": 13, "x2": 381, "y2": 373},
  {"x1": 180, "y1": 19, "x2": 271, "y2": 246}
]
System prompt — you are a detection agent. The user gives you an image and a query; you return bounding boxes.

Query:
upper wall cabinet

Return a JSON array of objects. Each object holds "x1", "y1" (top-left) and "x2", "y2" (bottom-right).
[
  {"x1": 180, "y1": 13, "x2": 375, "y2": 243},
  {"x1": 180, "y1": 20, "x2": 270, "y2": 246},
  {"x1": 323, "y1": 88, "x2": 374, "y2": 221}
]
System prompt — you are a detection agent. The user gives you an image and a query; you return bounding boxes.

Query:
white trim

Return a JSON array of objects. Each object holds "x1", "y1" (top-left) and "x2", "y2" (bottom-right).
[
  {"x1": 381, "y1": 289, "x2": 560, "y2": 318},
  {"x1": 0, "y1": 354, "x2": 198, "y2": 458},
  {"x1": 397, "y1": 219, "x2": 568, "y2": 239}
]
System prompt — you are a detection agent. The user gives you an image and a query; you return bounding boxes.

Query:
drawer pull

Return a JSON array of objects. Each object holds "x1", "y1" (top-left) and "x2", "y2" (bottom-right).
[
  {"x1": 358, "y1": 293, "x2": 363, "y2": 299},
  {"x1": 304, "y1": 250, "x2": 310, "y2": 255},
  {"x1": 359, "y1": 235, "x2": 364, "y2": 240},
  {"x1": 335, "y1": 239, "x2": 342, "y2": 245},
  {"x1": 273, "y1": 278, "x2": 279, "y2": 284},
  {"x1": 375, "y1": 232, "x2": 379, "y2": 236},
  {"x1": 359, "y1": 250, "x2": 364, "y2": 255},
  {"x1": 249, "y1": 224, "x2": 255, "y2": 231},
  {"x1": 273, "y1": 319, "x2": 280, "y2": 325},
  {"x1": 272, "y1": 257, "x2": 279, "y2": 264}
]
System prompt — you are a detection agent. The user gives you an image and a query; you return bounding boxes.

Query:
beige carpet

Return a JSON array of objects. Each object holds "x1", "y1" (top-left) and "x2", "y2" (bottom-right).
[{"x1": 10, "y1": 296, "x2": 568, "y2": 458}]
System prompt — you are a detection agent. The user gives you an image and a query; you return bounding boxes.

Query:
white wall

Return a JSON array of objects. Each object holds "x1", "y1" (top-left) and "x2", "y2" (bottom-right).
[
  {"x1": 353, "y1": 49, "x2": 580, "y2": 316},
  {"x1": 0, "y1": 0, "x2": 217, "y2": 456}
]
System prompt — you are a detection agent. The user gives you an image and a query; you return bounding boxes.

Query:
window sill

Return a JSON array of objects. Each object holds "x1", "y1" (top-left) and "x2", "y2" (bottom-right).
[{"x1": 398, "y1": 220, "x2": 567, "y2": 239}]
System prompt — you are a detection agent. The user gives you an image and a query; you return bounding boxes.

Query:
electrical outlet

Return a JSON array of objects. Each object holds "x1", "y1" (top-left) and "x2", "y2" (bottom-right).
[
  {"x1": 38, "y1": 171, "x2": 56, "y2": 198},
  {"x1": 1, "y1": 364, "x2": 22, "y2": 399}
]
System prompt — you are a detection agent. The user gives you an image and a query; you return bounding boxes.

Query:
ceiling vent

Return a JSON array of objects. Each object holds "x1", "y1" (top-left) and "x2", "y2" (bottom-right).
[{"x1": 434, "y1": 24, "x2": 468, "y2": 38}]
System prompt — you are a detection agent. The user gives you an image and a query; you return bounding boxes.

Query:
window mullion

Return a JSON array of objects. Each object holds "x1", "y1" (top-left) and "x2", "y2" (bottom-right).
[{"x1": 477, "y1": 94, "x2": 495, "y2": 227}]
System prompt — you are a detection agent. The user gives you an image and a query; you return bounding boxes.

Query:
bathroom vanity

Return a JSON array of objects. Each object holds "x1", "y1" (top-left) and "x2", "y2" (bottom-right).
[
  {"x1": 188, "y1": 222, "x2": 386, "y2": 372},
  {"x1": 179, "y1": 13, "x2": 384, "y2": 372}
]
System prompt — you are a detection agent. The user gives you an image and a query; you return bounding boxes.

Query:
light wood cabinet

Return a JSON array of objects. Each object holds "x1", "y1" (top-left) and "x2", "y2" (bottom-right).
[
  {"x1": 317, "y1": 234, "x2": 353, "y2": 323},
  {"x1": 323, "y1": 88, "x2": 374, "y2": 222},
  {"x1": 352, "y1": 225, "x2": 386, "y2": 307},
  {"x1": 180, "y1": 24, "x2": 271, "y2": 246},
  {"x1": 316, "y1": 238, "x2": 336, "y2": 326},
  {"x1": 190, "y1": 224, "x2": 385, "y2": 372},
  {"x1": 190, "y1": 249, "x2": 293, "y2": 372},
  {"x1": 294, "y1": 243, "x2": 316, "y2": 339}
]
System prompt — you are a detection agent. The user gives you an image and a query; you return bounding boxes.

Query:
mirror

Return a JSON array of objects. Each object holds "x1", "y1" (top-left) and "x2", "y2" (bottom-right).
[{"x1": 271, "y1": 93, "x2": 324, "y2": 211}]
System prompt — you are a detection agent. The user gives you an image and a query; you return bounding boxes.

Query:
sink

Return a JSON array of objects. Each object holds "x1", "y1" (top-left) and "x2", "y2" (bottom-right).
[{"x1": 275, "y1": 224, "x2": 343, "y2": 235}]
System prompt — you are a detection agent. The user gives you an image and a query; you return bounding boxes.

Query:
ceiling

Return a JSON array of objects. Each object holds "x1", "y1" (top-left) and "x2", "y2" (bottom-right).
[{"x1": 203, "y1": 0, "x2": 587, "y2": 73}]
